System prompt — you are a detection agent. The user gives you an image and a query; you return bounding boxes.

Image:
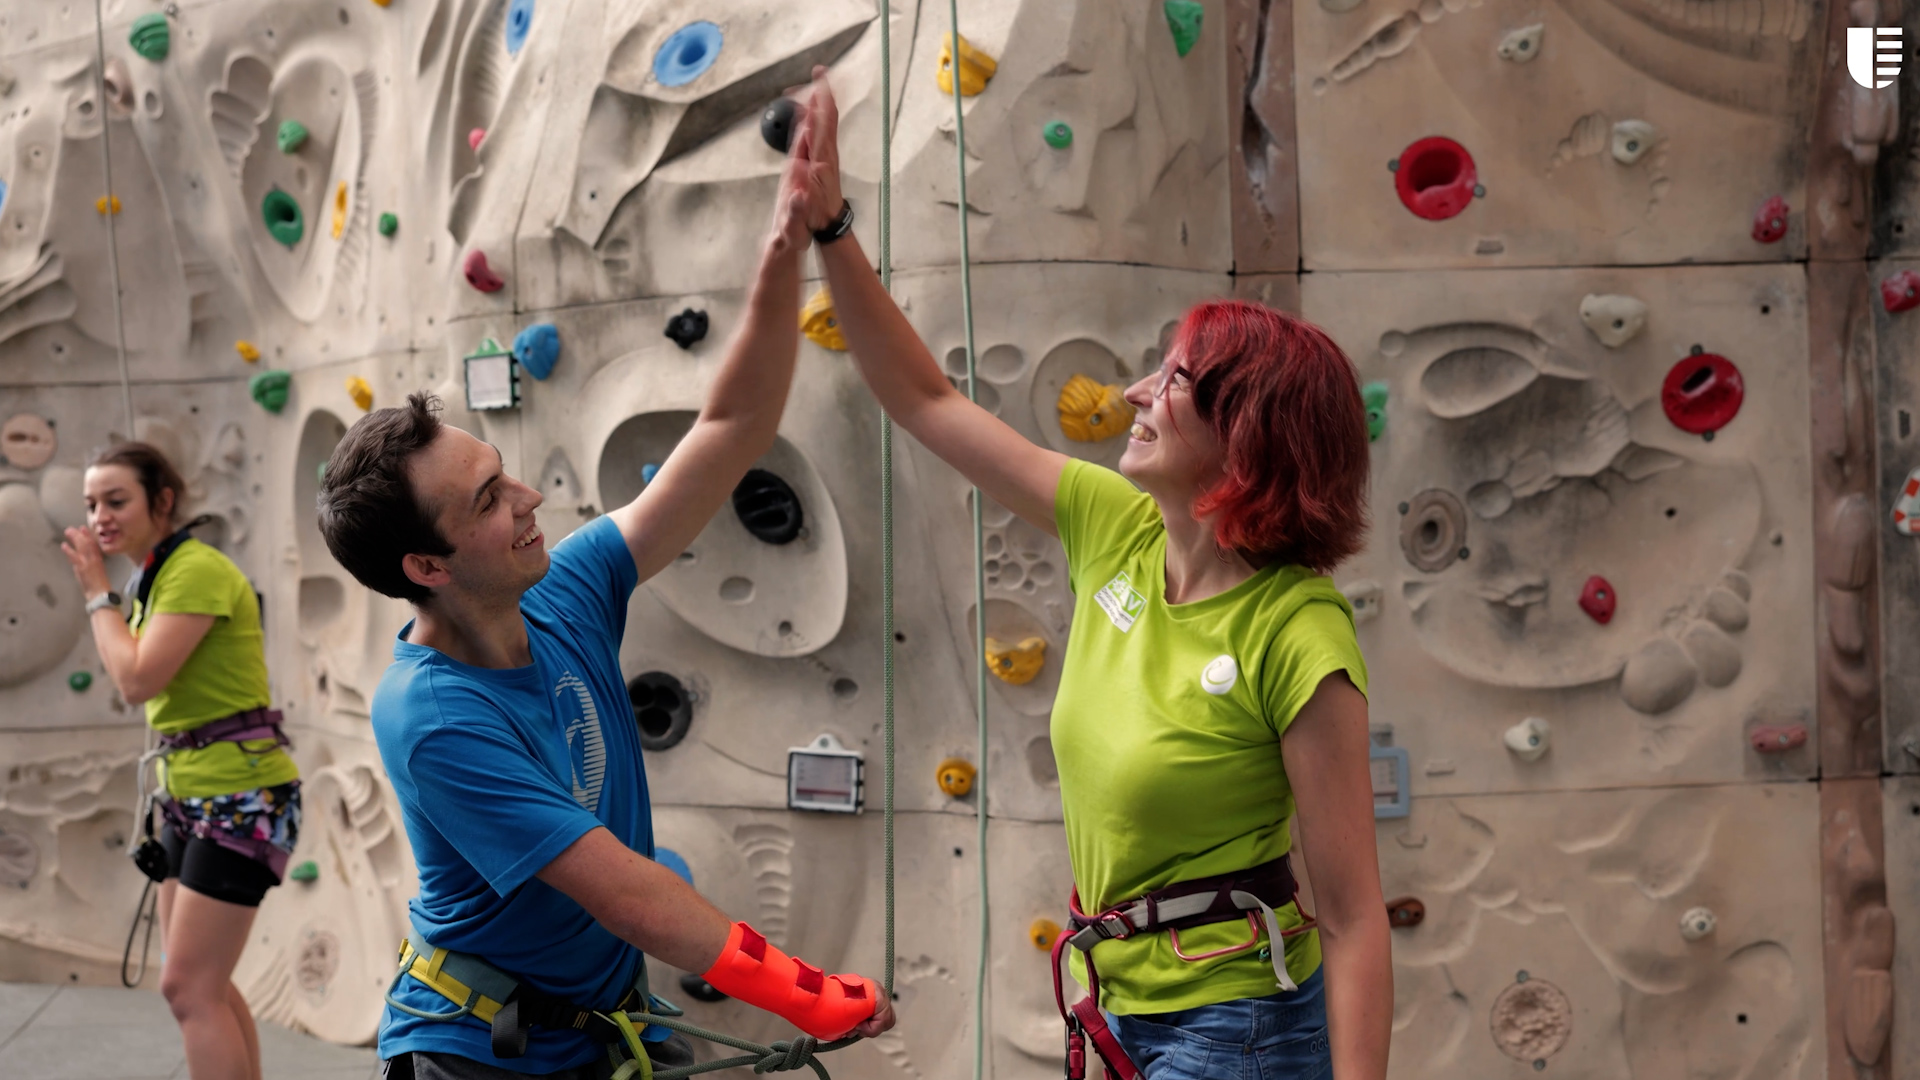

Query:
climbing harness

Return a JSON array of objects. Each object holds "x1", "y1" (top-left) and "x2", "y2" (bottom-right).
[{"x1": 1050, "y1": 856, "x2": 1317, "y2": 1080}]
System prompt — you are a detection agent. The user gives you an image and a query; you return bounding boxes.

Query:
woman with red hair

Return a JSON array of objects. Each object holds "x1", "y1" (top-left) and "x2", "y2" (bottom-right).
[{"x1": 796, "y1": 72, "x2": 1390, "y2": 1079}]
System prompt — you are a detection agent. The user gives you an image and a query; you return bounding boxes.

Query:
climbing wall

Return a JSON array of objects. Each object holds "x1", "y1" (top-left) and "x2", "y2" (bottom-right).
[{"x1": 0, "y1": 0, "x2": 1906, "y2": 1076}]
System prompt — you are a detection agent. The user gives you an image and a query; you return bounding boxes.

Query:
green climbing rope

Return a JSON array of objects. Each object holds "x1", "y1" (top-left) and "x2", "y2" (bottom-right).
[
  {"x1": 941, "y1": 1, "x2": 992, "y2": 1077},
  {"x1": 877, "y1": 0, "x2": 898, "y2": 1002}
]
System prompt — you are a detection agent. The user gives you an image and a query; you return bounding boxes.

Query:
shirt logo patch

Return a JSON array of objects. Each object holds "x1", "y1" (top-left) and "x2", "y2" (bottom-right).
[
  {"x1": 1094, "y1": 571, "x2": 1148, "y2": 633},
  {"x1": 1201, "y1": 655, "x2": 1238, "y2": 695},
  {"x1": 555, "y1": 672, "x2": 607, "y2": 813}
]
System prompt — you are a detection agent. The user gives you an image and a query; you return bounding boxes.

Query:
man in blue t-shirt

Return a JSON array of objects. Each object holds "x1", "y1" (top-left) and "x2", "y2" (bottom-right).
[{"x1": 317, "y1": 79, "x2": 892, "y2": 1079}]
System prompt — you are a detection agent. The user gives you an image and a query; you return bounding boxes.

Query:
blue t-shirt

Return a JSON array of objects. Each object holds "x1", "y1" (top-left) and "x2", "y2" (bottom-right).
[{"x1": 373, "y1": 516, "x2": 650, "y2": 1072}]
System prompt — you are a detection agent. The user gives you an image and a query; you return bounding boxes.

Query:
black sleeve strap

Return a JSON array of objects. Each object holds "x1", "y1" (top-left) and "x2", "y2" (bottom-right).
[{"x1": 813, "y1": 199, "x2": 854, "y2": 245}]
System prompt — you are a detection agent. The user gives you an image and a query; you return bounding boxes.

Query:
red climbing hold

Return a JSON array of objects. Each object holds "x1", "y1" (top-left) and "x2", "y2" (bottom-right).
[
  {"x1": 1749, "y1": 723, "x2": 1807, "y2": 754},
  {"x1": 1882, "y1": 270, "x2": 1920, "y2": 314},
  {"x1": 463, "y1": 249, "x2": 505, "y2": 293},
  {"x1": 1578, "y1": 576, "x2": 1616, "y2": 625},
  {"x1": 468, "y1": 127, "x2": 486, "y2": 152},
  {"x1": 1661, "y1": 353, "x2": 1744, "y2": 436},
  {"x1": 1750, "y1": 195, "x2": 1788, "y2": 244},
  {"x1": 1392, "y1": 137, "x2": 1478, "y2": 222}
]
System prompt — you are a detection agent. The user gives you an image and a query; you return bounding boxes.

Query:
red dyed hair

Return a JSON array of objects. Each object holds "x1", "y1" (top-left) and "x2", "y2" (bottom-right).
[{"x1": 1169, "y1": 300, "x2": 1370, "y2": 573}]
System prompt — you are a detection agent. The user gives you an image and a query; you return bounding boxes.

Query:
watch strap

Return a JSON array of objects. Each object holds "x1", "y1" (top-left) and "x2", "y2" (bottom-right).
[
  {"x1": 86, "y1": 592, "x2": 121, "y2": 615},
  {"x1": 813, "y1": 199, "x2": 854, "y2": 246}
]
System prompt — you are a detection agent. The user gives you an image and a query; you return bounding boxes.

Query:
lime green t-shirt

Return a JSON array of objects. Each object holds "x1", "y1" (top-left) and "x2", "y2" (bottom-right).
[
  {"x1": 134, "y1": 539, "x2": 296, "y2": 798},
  {"x1": 1051, "y1": 460, "x2": 1369, "y2": 1015}
]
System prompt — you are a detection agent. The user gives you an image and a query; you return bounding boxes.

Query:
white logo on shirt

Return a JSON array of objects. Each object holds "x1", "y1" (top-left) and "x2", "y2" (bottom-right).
[
  {"x1": 555, "y1": 672, "x2": 607, "y2": 812},
  {"x1": 1095, "y1": 571, "x2": 1148, "y2": 633},
  {"x1": 1201, "y1": 655, "x2": 1238, "y2": 695}
]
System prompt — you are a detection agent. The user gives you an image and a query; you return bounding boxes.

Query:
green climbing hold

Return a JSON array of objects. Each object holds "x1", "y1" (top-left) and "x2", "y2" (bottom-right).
[
  {"x1": 1163, "y1": 0, "x2": 1203, "y2": 57},
  {"x1": 262, "y1": 189, "x2": 303, "y2": 247},
  {"x1": 276, "y1": 119, "x2": 308, "y2": 154},
  {"x1": 289, "y1": 860, "x2": 319, "y2": 883},
  {"x1": 1363, "y1": 381, "x2": 1388, "y2": 442},
  {"x1": 68, "y1": 671, "x2": 92, "y2": 692},
  {"x1": 129, "y1": 13, "x2": 170, "y2": 61},
  {"x1": 377, "y1": 211, "x2": 398, "y2": 237},
  {"x1": 250, "y1": 369, "x2": 293, "y2": 414},
  {"x1": 1044, "y1": 121, "x2": 1073, "y2": 149}
]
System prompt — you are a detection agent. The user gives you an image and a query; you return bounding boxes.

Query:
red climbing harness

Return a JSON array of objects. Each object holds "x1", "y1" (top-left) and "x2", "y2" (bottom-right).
[{"x1": 1050, "y1": 855, "x2": 1315, "y2": 1080}]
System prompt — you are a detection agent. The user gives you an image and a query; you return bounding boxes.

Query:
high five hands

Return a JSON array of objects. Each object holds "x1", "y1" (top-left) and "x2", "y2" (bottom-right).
[{"x1": 770, "y1": 66, "x2": 847, "y2": 253}]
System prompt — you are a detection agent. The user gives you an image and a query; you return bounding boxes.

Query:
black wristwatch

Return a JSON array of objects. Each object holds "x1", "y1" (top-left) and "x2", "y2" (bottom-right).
[{"x1": 813, "y1": 199, "x2": 854, "y2": 246}]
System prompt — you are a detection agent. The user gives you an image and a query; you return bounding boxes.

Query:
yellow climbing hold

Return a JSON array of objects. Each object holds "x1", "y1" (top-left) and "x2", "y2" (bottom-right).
[
  {"x1": 235, "y1": 340, "x2": 261, "y2": 363},
  {"x1": 95, "y1": 195, "x2": 122, "y2": 215},
  {"x1": 936, "y1": 33, "x2": 997, "y2": 97},
  {"x1": 345, "y1": 375, "x2": 374, "y2": 412},
  {"x1": 800, "y1": 287, "x2": 847, "y2": 351},
  {"x1": 984, "y1": 635, "x2": 1047, "y2": 685},
  {"x1": 330, "y1": 181, "x2": 348, "y2": 239},
  {"x1": 1056, "y1": 374, "x2": 1134, "y2": 442},
  {"x1": 1029, "y1": 918, "x2": 1062, "y2": 951},
  {"x1": 936, "y1": 757, "x2": 977, "y2": 798},
  {"x1": 369, "y1": 0, "x2": 391, "y2": 6}
]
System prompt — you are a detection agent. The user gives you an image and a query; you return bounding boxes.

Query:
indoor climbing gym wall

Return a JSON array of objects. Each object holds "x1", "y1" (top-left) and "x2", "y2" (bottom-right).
[{"x1": 0, "y1": 0, "x2": 1914, "y2": 1077}]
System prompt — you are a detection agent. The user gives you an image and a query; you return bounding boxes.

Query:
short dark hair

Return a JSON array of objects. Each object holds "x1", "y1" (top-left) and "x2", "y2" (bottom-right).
[
  {"x1": 89, "y1": 442, "x2": 186, "y2": 530},
  {"x1": 318, "y1": 392, "x2": 453, "y2": 603}
]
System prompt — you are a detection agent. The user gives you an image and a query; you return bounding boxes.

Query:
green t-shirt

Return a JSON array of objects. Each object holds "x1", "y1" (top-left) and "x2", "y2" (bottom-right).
[
  {"x1": 134, "y1": 539, "x2": 295, "y2": 798},
  {"x1": 1051, "y1": 460, "x2": 1369, "y2": 1015}
]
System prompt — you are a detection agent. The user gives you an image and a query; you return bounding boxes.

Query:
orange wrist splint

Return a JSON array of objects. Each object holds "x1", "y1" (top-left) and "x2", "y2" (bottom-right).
[{"x1": 701, "y1": 921, "x2": 877, "y2": 1040}]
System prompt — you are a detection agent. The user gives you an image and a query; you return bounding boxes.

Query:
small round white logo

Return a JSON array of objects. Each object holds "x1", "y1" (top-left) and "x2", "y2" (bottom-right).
[{"x1": 1200, "y1": 655, "x2": 1238, "y2": 695}]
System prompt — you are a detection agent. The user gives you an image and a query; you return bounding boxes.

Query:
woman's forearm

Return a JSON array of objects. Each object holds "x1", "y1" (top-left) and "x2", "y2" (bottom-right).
[
  {"x1": 817, "y1": 234, "x2": 961, "y2": 428},
  {"x1": 88, "y1": 606, "x2": 144, "y2": 702},
  {"x1": 1319, "y1": 908, "x2": 1393, "y2": 1079}
]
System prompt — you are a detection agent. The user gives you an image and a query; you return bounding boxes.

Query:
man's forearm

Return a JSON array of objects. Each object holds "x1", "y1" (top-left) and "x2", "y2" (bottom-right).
[{"x1": 698, "y1": 236, "x2": 805, "y2": 437}]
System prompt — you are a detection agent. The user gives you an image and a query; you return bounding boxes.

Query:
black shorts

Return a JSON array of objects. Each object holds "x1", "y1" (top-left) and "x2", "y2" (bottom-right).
[{"x1": 160, "y1": 822, "x2": 282, "y2": 907}]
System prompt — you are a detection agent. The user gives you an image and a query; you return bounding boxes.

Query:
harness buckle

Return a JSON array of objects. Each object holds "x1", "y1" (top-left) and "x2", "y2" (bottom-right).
[{"x1": 1094, "y1": 909, "x2": 1139, "y2": 941}]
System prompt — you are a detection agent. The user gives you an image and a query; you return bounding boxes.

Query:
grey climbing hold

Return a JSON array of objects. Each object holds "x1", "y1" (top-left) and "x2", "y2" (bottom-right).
[
  {"x1": 1579, "y1": 294, "x2": 1648, "y2": 348},
  {"x1": 1497, "y1": 24, "x2": 1543, "y2": 62},
  {"x1": 1621, "y1": 638, "x2": 1697, "y2": 714},
  {"x1": 1610, "y1": 120, "x2": 1655, "y2": 165}
]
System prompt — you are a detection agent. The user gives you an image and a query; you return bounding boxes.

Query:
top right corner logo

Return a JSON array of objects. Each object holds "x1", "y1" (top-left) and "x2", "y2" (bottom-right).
[{"x1": 1849, "y1": 26, "x2": 1903, "y2": 89}]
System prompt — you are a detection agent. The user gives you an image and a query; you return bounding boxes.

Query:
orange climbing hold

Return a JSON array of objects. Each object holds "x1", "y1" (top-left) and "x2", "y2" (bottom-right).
[
  {"x1": 984, "y1": 635, "x2": 1047, "y2": 684},
  {"x1": 1057, "y1": 374, "x2": 1134, "y2": 442},
  {"x1": 936, "y1": 757, "x2": 977, "y2": 797},
  {"x1": 95, "y1": 195, "x2": 122, "y2": 216},
  {"x1": 1029, "y1": 919, "x2": 1062, "y2": 951}
]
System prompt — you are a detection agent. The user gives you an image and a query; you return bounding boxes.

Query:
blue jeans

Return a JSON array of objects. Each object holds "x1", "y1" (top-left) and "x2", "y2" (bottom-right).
[{"x1": 1108, "y1": 968, "x2": 1330, "y2": 1080}]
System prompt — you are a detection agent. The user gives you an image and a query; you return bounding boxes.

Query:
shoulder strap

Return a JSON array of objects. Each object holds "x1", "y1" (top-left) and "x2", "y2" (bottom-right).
[{"x1": 127, "y1": 515, "x2": 214, "y2": 629}]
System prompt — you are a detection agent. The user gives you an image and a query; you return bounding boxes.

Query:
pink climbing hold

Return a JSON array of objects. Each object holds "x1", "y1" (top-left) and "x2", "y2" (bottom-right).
[
  {"x1": 463, "y1": 249, "x2": 505, "y2": 293},
  {"x1": 1750, "y1": 195, "x2": 1788, "y2": 244},
  {"x1": 1578, "y1": 575, "x2": 1616, "y2": 625},
  {"x1": 469, "y1": 127, "x2": 486, "y2": 152},
  {"x1": 1749, "y1": 723, "x2": 1807, "y2": 754},
  {"x1": 1882, "y1": 270, "x2": 1920, "y2": 314}
]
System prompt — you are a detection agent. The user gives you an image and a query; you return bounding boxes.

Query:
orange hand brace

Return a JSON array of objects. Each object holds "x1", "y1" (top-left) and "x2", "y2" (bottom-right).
[{"x1": 700, "y1": 922, "x2": 878, "y2": 1040}]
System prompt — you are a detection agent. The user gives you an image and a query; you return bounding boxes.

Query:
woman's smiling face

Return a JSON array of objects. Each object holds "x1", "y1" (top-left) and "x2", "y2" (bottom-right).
[{"x1": 1117, "y1": 344, "x2": 1226, "y2": 502}]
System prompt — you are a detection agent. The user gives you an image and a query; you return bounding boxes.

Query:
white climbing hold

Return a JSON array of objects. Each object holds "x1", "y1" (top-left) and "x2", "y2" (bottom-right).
[
  {"x1": 1503, "y1": 716, "x2": 1550, "y2": 762},
  {"x1": 1579, "y1": 294, "x2": 1648, "y2": 349},
  {"x1": 1679, "y1": 906, "x2": 1716, "y2": 942},
  {"x1": 1610, "y1": 120, "x2": 1656, "y2": 165},
  {"x1": 1497, "y1": 24, "x2": 1543, "y2": 63}
]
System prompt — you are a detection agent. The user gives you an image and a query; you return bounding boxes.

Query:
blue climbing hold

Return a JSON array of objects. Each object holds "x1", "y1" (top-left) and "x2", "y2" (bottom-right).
[
  {"x1": 641, "y1": 463, "x2": 660, "y2": 485},
  {"x1": 654, "y1": 22, "x2": 722, "y2": 87},
  {"x1": 512, "y1": 322, "x2": 560, "y2": 380},
  {"x1": 654, "y1": 847, "x2": 693, "y2": 887},
  {"x1": 0, "y1": 180, "x2": 8, "y2": 217},
  {"x1": 505, "y1": 0, "x2": 533, "y2": 56}
]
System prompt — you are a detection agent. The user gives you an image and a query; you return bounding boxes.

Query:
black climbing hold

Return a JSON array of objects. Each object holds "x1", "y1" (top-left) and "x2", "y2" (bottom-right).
[
  {"x1": 732, "y1": 468, "x2": 803, "y2": 544},
  {"x1": 664, "y1": 308, "x2": 709, "y2": 349},
  {"x1": 680, "y1": 973, "x2": 727, "y2": 1003},
  {"x1": 629, "y1": 671, "x2": 693, "y2": 752},
  {"x1": 761, "y1": 97, "x2": 798, "y2": 154}
]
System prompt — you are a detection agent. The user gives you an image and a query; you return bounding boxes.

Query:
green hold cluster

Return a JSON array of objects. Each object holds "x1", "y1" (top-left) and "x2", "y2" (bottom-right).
[
  {"x1": 262, "y1": 189, "x2": 303, "y2": 247},
  {"x1": 1044, "y1": 121, "x2": 1073, "y2": 149},
  {"x1": 250, "y1": 369, "x2": 293, "y2": 414},
  {"x1": 377, "y1": 211, "x2": 399, "y2": 237},
  {"x1": 129, "y1": 13, "x2": 170, "y2": 61},
  {"x1": 1363, "y1": 381, "x2": 1389, "y2": 442},
  {"x1": 289, "y1": 860, "x2": 319, "y2": 883},
  {"x1": 1163, "y1": 0, "x2": 1203, "y2": 57},
  {"x1": 68, "y1": 671, "x2": 92, "y2": 692},
  {"x1": 276, "y1": 119, "x2": 308, "y2": 154}
]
